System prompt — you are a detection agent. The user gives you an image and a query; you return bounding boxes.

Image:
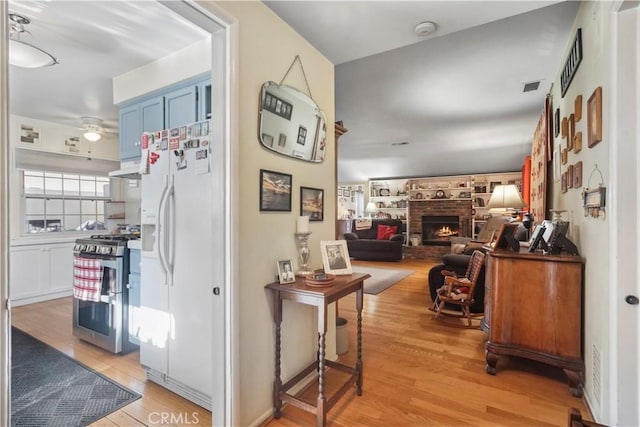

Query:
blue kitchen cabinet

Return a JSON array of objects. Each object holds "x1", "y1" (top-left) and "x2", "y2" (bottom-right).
[
  {"x1": 197, "y1": 80, "x2": 212, "y2": 122},
  {"x1": 165, "y1": 85, "x2": 197, "y2": 129},
  {"x1": 119, "y1": 104, "x2": 141, "y2": 162},
  {"x1": 117, "y1": 75, "x2": 210, "y2": 162},
  {"x1": 141, "y1": 95, "x2": 165, "y2": 134}
]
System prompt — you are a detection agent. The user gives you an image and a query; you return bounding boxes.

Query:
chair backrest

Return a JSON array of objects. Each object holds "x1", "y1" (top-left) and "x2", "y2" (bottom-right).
[{"x1": 465, "y1": 250, "x2": 486, "y2": 292}]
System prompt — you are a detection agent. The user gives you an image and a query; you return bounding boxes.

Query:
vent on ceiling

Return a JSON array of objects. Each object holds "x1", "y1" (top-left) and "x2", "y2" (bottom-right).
[{"x1": 523, "y1": 81, "x2": 541, "y2": 92}]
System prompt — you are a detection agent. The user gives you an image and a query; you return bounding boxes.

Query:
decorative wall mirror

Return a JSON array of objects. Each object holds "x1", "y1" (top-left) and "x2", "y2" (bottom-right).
[{"x1": 258, "y1": 81, "x2": 327, "y2": 162}]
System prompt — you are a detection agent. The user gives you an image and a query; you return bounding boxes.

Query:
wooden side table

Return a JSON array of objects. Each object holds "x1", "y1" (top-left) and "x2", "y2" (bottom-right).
[{"x1": 265, "y1": 273, "x2": 370, "y2": 427}]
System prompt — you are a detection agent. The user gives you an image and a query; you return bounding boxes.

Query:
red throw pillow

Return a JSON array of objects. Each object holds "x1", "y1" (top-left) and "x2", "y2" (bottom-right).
[{"x1": 376, "y1": 224, "x2": 398, "y2": 240}]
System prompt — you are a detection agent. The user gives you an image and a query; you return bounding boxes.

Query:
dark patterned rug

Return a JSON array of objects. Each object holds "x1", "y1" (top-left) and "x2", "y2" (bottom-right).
[{"x1": 11, "y1": 327, "x2": 141, "y2": 426}]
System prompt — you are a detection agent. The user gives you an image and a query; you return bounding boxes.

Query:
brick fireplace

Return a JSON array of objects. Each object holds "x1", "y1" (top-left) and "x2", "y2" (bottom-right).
[{"x1": 404, "y1": 200, "x2": 472, "y2": 259}]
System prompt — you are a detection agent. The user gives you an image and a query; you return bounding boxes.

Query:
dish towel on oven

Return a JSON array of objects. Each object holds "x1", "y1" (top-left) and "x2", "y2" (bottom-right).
[{"x1": 73, "y1": 256, "x2": 103, "y2": 302}]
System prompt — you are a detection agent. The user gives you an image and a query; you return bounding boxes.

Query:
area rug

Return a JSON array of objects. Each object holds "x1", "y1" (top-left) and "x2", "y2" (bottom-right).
[
  {"x1": 351, "y1": 266, "x2": 415, "y2": 295},
  {"x1": 11, "y1": 327, "x2": 141, "y2": 426}
]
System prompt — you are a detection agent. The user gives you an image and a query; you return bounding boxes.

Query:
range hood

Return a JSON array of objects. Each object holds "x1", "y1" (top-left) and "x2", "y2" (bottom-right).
[{"x1": 108, "y1": 161, "x2": 141, "y2": 179}]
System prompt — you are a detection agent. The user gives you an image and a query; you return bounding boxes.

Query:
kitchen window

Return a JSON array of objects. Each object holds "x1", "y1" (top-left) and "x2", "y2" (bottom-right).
[{"x1": 22, "y1": 170, "x2": 111, "y2": 233}]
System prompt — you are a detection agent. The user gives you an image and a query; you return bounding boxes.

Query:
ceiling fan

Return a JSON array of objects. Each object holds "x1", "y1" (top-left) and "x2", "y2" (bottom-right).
[{"x1": 79, "y1": 116, "x2": 116, "y2": 142}]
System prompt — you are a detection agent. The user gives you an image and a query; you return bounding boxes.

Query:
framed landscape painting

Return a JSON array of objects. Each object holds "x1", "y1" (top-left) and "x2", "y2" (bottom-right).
[
  {"x1": 260, "y1": 169, "x2": 292, "y2": 212},
  {"x1": 300, "y1": 186, "x2": 324, "y2": 221}
]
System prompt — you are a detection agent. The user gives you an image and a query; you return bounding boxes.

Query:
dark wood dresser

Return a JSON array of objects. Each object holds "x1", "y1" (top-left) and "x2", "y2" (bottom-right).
[{"x1": 484, "y1": 249, "x2": 585, "y2": 396}]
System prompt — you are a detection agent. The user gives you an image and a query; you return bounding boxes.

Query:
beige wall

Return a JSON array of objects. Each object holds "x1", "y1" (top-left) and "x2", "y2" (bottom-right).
[
  {"x1": 547, "y1": 1, "x2": 610, "y2": 421},
  {"x1": 203, "y1": 2, "x2": 336, "y2": 425}
]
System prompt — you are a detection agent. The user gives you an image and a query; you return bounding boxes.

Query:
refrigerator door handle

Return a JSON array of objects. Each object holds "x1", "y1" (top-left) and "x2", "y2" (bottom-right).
[
  {"x1": 166, "y1": 175, "x2": 175, "y2": 286},
  {"x1": 157, "y1": 176, "x2": 170, "y2": 283}
]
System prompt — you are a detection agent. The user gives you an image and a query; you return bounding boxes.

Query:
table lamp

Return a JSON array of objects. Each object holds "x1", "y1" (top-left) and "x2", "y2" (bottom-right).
[
  {"x1": 365, "y1": 202, "x2": 377, "y2": 218},
  {"x1": 487, "y1": 184, "x2": 526, "y2": 215}
]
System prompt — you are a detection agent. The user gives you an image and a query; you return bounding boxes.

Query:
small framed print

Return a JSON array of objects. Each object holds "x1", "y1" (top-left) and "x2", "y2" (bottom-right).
[
  {"x1": 573, "y1": 161, "x2": 583, "y2": 188},
  {"x1": 561, "y1": 172, "x2": 568, "y2": 193},
  {"x1": 567, "y1": 114, "x2": 575, "y2": 150},
  {"x1": 574, "y1": 94, "x2": 583, "y2": 122},
  {"x1": 300, "y1": 186, "x2": 324, "y2": 221},
  {"x1": 567, "y1": 164, "x2": 574, "y2": 188},
  {"x1": 562, "y1": 148, "x2": 568, "y2": 165},
  {"x1": 259, "y1": 169, "x2": 292, "y2": 212},
  {"x1": 561, "y1": 117, "x2": 568, "y2": 138},
  {"x1": 588, "y1": 86, "x2": 603, "y2": 148},
  {"x1": 554, "y1": 108, "x2": 560, "y2": 137},
  {"x1": 320, "y1": 240, "x2": 352, "y2": 275},
  {"x1": 573, "y1": 131, "x2": 583, "y2": 153},
  {"x1": 297, "y1": 126, "x2": 307, "y2": 145},
  {"x1": 277, "y1": 259, "x2": 296, "y2": 284},
  {"x1": 337, "y1": 188, "x2": 343, "y2": 197}
]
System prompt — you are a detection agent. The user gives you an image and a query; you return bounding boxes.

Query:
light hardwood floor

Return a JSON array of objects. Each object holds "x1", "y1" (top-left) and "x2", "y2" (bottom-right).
[
  {"x1": 12, "y1": 258, "x2": 591, "y2": 426},
  {"x1": 263, "y1": 258, "x2": 592, "y2": 427},
  {"x1": 12, "y1": 297, "x2": 211, "y2": 426}
]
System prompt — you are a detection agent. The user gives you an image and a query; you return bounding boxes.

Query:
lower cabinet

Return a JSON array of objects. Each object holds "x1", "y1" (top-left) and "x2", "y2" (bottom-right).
[{"x1": 10, "y1": 242, "x2": 75, "y2": 306}]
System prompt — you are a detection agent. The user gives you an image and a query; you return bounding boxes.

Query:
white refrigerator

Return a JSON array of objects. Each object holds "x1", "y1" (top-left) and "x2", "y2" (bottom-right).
[{"x1": 139, "y1": 122, "x2": 215, "y2": 409}]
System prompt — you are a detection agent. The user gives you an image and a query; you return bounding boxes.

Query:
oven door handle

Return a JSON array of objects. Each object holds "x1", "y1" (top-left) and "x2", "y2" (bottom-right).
[{"x1": 157, "y1": 176, "x2": 170, "y2": 283}]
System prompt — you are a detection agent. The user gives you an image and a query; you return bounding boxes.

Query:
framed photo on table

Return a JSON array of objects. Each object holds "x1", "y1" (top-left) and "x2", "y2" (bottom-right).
[
  {"x1": 491, "y1": 223, "x2": 520, "y2": 251},
  {"x1": 277, "y1": 259, "x2": 296, "y2": 284},
  {"x1": 320, "y1": 240, "x2": 352, "y2": 275}
]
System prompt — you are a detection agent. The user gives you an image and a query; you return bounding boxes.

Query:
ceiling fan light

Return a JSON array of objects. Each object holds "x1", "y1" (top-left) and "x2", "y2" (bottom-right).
[
  {"x1": 9, "y1": 38, "x2": 59, "y2": 69},
  {"x1": 83, "y1": 131, "x2": 101, "y2": 142}
]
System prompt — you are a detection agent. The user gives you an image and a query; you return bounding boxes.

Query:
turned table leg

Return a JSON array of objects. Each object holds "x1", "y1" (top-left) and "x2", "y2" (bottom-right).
[
  {"x1": 273, "y1": 292, "x2": 283, "y2": 418},
  {"x1": 317, "y1": 301, "x2": 327, "y2": 427},
  {"x1": 356, "y1": 287, "x2": 363, "y2": 396}
]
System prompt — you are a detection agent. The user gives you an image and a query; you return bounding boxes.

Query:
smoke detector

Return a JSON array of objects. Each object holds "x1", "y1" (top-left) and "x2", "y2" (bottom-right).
[{"x1": 414, "y1": 21, "x2": 437, "y2": 37}]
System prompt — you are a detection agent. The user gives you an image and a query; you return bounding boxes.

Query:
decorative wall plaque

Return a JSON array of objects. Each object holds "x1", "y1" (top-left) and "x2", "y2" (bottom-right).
[{"x1": 561, "y1": 29, "x2": 583, "y2": 97}]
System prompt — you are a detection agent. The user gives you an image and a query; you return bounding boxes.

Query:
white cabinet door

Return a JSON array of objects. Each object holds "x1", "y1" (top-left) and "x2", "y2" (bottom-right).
[
  {"x1": 10, "y1": 246, "x2": 45, "y2": 300},
  {"x1": 10, "y1": 242, "x2": 74, "y2": 304},
  {"x1": 48, "y1": 243, "x2": 74, "y2": 293}
]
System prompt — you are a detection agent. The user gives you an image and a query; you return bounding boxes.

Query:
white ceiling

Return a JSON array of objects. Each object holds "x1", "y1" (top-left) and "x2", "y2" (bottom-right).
[
  {"x1": 265, "y1": 1, "x2": 580, "y2": 183},
  {"x1": 7, "y1": 1, "x2": 579, "y2": 185},
  {"x1": 8, "y1": 1, "x2": 208, "y2": 132}
]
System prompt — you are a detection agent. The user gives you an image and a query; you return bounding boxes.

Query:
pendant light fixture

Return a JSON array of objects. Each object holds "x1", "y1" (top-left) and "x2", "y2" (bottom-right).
[{"x1": 9, "y1": 13, "x2": 59, "y2": 69}]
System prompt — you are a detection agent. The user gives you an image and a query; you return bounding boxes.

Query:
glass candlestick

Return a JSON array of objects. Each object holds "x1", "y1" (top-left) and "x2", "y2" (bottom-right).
[{"x1": 294, "y1": 232, "x2": 313, "y2": 277}]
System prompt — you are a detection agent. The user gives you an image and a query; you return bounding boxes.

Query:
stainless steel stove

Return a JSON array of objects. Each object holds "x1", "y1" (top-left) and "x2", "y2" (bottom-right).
[{"x1": 72, "y1": 234, "x2": 140, "y2": 353}]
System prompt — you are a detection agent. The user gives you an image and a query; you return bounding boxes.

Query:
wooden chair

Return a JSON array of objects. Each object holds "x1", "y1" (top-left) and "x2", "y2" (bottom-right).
[{"x1": 431, "y1": 250, "x2": 485, "y2": 327}]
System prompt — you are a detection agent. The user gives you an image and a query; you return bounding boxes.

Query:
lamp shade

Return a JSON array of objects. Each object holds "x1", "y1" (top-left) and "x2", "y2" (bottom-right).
[
  {"x1": 83, "y1": 130, "x2": 102, "y2": 142},
  {"x1": 365, "y1": 202, "x2": 377, "y2": 213},
  {"x1": 487, "y1": 184, "x2": 526, "y2": 212}
]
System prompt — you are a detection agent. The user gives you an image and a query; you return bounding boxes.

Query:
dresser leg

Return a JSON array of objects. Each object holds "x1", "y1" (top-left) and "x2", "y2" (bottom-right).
[
  {"x1": 317, "y1": 331, "x2": 326, "y2": 427},
  {"x1": 485, "y1": 349, "x2": 498, "y2": 375},
  {"x1": 356, "y1": 288, "x2": 363, "y2": 396},
  {"x1": 564, "y1": 369, "x2": 584, "y2": 397},
  {"x1": 273, "y1": 293, "x2": 282, "y2": 418}
]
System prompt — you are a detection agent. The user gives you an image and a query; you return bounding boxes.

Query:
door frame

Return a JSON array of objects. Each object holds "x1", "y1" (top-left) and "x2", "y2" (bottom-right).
[
  {"x1": 0, "y1": 1, "x2": 240, "y2": 425},
  {"x1": 608, "y1": 1, "x2": 640, "y2": 425}
]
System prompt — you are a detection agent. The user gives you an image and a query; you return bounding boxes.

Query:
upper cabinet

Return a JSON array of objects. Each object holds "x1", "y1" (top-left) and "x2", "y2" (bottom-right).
[{"x1": 117, "y1": 74, "x2": 210, "y2": 162}]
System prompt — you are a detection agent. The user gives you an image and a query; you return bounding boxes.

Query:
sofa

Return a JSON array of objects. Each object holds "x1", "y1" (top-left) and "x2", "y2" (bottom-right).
[
  {"x1": 427, "y1": 217, "x2": 528, "y2": 313},
  {"x1": 343, "y1": 218, "x2": 404, "y2": 261}
]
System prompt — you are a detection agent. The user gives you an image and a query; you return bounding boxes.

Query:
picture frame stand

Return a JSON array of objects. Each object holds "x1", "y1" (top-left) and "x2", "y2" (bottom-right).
[{"x1": 294, "y1": 232, "x2": 313, "y2": 277}]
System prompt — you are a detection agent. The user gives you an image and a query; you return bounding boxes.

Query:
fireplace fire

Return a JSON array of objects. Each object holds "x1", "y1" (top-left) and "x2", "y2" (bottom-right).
[{"x1": 422, "y1": 215, "x2": 460, "y2": 246}]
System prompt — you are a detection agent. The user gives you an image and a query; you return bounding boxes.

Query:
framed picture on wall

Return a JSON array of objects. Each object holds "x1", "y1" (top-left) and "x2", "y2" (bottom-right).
[
  {"x1": 260, "y1": 169, "x2": 292, "y2": 212},
  {"x1": 300, "y1": 186, "x2": 324, "y2": 221},
  {"x1": 588, "y1": 86, "x2": 603, "y2": 148}
]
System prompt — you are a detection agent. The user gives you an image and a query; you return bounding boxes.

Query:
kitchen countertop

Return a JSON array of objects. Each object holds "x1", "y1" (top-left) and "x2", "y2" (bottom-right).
[{"x1": 128, "y1": 240, "x2": 141, "y2": 250}]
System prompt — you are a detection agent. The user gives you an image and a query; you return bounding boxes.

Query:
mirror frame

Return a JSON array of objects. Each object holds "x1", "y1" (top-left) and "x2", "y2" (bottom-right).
[{"x1": 258, "y1": 81, "x2": 327, "y2": 162}]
